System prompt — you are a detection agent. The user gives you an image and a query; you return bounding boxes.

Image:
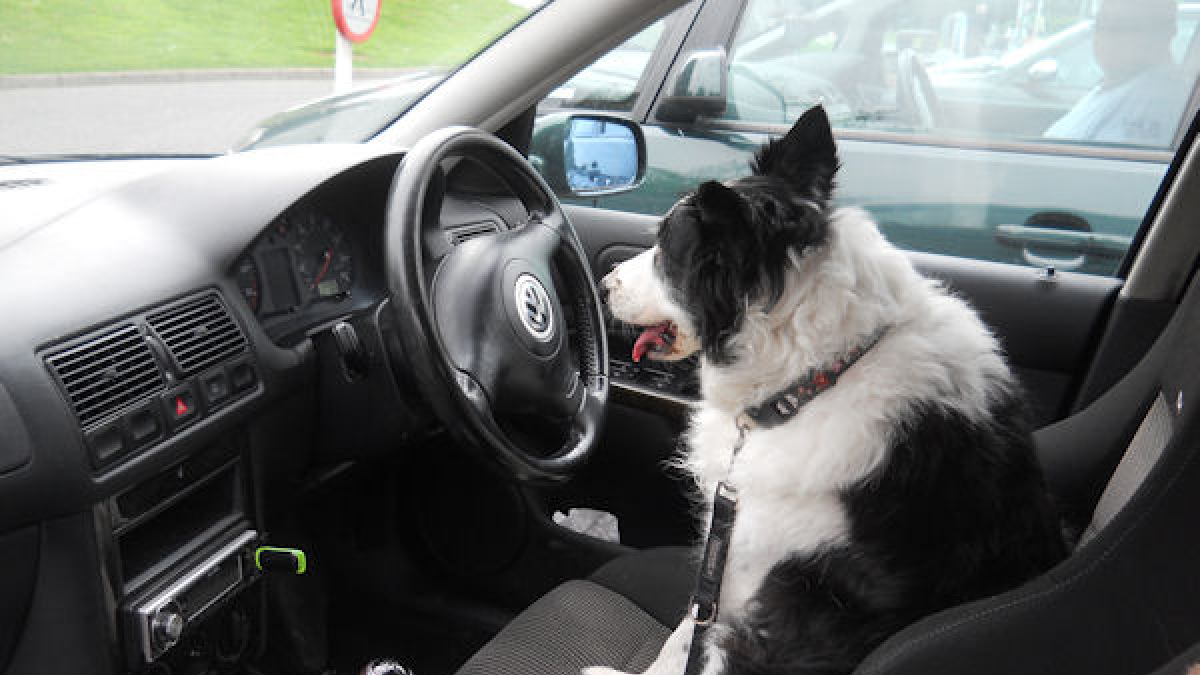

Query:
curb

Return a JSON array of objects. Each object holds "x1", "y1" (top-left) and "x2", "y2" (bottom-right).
[{"x1": 0, "y1": 68, "x2": 425, "y2": 89}]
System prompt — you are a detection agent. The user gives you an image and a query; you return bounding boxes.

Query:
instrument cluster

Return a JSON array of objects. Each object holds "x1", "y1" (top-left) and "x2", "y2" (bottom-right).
[{"x1": 234, "y1": 208, "x2": 371, "y2": 341}]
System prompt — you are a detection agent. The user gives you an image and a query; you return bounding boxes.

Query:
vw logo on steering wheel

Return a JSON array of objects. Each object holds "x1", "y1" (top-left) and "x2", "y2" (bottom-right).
[{"x1": 514, "y1": 274, "x2": 554, "y2": 341}]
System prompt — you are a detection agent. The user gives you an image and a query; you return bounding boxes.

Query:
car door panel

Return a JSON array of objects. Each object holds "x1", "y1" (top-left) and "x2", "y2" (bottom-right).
[{"x1": 908, "y1": 251, "x2": 1121, "y2": 424}]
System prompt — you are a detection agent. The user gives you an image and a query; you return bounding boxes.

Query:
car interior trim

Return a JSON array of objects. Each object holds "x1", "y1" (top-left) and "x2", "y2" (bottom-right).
[
  {"x1": 613, "y1": 380, "x2": 695, "y2": 408},
  {"x1": 1125, "y1": 125, "x2": 1200, "y2": 301}
]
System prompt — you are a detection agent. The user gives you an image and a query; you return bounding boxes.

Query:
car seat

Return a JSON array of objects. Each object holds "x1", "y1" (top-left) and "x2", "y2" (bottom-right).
[{"x1": 454, "y1": 270, "x2": 1200, "y2": 675}]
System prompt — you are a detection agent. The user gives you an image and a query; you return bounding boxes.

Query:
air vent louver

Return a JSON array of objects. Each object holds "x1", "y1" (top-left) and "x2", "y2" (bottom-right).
[
  {"x1": 447, "y1": 221, "x2": 499, "y2": 245},
  {"x1": 46, "y1": 324, "x2": 165, "y2": 428},
  {"x1": 147, "y1": 293, "x2": 247, "y2": 376}
]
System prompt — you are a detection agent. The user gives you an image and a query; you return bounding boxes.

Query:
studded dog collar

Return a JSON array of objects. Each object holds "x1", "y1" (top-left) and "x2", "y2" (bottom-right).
[{"x1": 739, "y1": 326, "x2": 889, "y2": 430}]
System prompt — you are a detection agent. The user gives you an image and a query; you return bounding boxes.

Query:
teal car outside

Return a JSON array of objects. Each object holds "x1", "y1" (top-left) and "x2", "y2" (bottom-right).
[{"x1": 552, "y1": 125, "x2": 1163, "y2": 276}]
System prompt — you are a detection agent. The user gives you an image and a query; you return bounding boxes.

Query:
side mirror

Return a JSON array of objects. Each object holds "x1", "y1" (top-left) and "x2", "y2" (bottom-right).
[
  {"x1": 1027, "y1": 58, "x2": 1058, "y2": 82},
  {"x1": 655, "y1": 48, "x2": 728, "y2": 124},
  {"x1": 530, "y1": 113, "x2": 646, "y2": 197}
]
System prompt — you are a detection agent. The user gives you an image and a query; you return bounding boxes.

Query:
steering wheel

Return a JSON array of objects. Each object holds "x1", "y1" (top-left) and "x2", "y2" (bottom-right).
[
  {"x1": 385, "y1": 126, "x2": 609, "y2": 482},
  {"x1": 895, "y1": 48, "x2": 942, "y2": 130}
]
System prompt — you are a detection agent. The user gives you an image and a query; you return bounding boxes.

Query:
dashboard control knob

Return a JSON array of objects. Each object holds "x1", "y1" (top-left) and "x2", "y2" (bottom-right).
[{"x1": 151, "y1": 605, "x2": 185, "y2": 650}]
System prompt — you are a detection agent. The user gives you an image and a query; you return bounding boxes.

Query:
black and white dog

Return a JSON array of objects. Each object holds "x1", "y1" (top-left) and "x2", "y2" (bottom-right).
[{"x1": 594, "y1": 106, "x2": 1067, "y2": 675}]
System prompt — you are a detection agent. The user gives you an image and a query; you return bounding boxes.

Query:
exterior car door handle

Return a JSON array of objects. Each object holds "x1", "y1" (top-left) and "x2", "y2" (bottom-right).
[{"x1": 995, "y1": 224, "x2": 1132, "y2": 271}]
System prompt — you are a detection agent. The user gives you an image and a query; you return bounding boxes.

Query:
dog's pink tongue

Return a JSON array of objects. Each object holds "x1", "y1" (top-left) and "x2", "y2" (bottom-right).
[{"x1": 632, "y1": 321, "x2": 672, "y2": 362}]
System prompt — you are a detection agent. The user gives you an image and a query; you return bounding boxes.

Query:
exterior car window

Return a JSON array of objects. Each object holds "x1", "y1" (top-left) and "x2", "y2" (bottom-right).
[
  {"x1": 724, "y1": 0, "x2": 1200, "y2": 145},
  {"x1": 538, "y1": 19, "x2": 668, "y2": 113},
  {"x1": 547, "y1": 0, "x2": 1200, "y2": 278},
  {"x1": 4, "y1": 3, "x2": 543, "y2": 156}
]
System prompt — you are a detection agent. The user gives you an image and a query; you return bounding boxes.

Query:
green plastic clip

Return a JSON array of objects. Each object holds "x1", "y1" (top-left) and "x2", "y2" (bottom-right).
[{"x1": 254, "y1": 546, "x2": 308, "y2": 575}]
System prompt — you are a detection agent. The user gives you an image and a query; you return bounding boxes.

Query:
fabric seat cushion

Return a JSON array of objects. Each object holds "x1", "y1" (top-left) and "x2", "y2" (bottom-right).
[
  {"x1": 588, "y1": 546, "x2": 694, "y2": 627},
  {"x1": 455, "y1": 579, "x2": 672, "y2": 675}
]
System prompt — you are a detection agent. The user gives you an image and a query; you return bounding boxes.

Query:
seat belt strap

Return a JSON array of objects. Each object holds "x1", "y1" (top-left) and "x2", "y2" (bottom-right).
[
  {"x1": 1080, "y1": 392, "x2": 1174, "y2": 546},
  {"x1": 684, "y1": 481, "x2": 738, "y2": 675}
]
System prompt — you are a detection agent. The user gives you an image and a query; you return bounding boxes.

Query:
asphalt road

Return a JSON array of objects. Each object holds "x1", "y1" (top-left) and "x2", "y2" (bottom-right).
[{"x1": 0, "y1": 74, "x2": 394, "y2": 156}]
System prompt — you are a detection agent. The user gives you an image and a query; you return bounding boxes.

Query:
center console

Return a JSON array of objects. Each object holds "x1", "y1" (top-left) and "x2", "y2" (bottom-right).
[{"x1": 99, "y1": 440, "x2": 262, "y2": 673}]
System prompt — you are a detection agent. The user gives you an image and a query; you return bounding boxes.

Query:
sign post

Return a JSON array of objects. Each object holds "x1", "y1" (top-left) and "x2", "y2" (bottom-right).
[{"x1": 332, "y1": 0, "x2": 382, "y2": 93}]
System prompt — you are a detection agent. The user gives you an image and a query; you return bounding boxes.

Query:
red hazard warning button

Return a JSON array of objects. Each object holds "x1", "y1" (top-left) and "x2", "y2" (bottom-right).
[{"x1": 162, "y1": 385, "x2": 199, "y2": 428}]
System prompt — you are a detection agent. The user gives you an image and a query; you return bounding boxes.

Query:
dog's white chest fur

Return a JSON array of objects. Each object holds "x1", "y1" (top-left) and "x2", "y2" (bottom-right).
[{"x1": 684, "y1": 376, "x2": 886, "y2": 614}]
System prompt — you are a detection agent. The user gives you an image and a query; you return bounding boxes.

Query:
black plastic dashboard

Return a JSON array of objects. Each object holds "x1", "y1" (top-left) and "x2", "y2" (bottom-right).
[
  {"x1": 0, "y1": 144, "x2": 411, "y2": 532},
  {"x1": 0, "y1": 142, "x2": 612, "y2": 531}
]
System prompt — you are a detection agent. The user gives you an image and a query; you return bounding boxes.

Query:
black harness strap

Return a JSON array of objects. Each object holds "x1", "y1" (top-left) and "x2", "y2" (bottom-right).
[
  {"x1": 683, "y1": 480, "x2": 739, "y2": 675},
  {"x1": 680, "y1": 327, "x2": 889, "y2": 675}
]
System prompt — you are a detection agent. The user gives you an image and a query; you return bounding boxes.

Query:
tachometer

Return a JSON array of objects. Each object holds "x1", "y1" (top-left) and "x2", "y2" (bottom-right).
[{"x1": 289, "y1": 212, "x2": 355, "y2": 301}]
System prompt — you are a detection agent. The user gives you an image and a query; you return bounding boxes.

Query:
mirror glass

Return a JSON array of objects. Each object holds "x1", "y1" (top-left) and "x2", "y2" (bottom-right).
[{"x1": 564, "y1": 118, "x2": 639, "y2": 192}]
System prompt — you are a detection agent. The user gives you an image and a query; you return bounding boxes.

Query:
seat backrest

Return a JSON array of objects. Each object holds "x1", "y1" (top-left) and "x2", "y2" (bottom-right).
[{"x1": 854, "y1": 272, "x2": 1200, "y2": 675}]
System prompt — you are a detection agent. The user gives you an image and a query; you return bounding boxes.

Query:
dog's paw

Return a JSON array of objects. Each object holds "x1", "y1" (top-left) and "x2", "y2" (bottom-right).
[{"x1": 582, "y1": 667, "x2": 631, "y2": 675}]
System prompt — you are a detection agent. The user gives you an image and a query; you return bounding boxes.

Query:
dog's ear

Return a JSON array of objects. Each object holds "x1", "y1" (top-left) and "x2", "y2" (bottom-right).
[
  {"x1": 692, "y1": 180, "x2": 745, "y2": 231},
  {"x1": 751, "y1": 105, "x2": 839, "y2": 206}
]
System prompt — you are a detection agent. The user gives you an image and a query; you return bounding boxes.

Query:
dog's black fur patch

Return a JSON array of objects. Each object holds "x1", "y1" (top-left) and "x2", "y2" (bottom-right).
[
  {"x1": 658, "y1": 106, "x2": 838, "y2": 364},
  {"x1": 717, "y1": 386, "x2": 1067, "y2": 675}
]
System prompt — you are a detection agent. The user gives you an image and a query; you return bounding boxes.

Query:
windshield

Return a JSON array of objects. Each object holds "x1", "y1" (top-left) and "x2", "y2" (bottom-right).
[{"x1": 0, "y1": 0, "x2": 545, "y2": 158}]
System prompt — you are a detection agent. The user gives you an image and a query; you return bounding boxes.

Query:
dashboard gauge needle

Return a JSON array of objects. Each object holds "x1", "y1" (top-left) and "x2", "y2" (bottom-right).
[{"x1": 313, "y1": 249, "x2": 332, "y2": 288}]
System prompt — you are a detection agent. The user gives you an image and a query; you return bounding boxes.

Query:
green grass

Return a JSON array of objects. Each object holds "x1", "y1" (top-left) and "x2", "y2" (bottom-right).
[{"x1": 0, "y1": 0, "x2": 527, "y2": 75}]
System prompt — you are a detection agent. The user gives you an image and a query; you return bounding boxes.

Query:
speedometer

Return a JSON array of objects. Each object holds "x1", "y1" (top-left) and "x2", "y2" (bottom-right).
[{"x1": 289, "y1": 212, "x2": 355, "y2": 301}]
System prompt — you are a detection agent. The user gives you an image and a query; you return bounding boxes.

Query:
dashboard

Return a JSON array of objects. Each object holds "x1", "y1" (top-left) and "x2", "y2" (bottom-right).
[
  {"x1": 0, "y1": 144, "x2": 410, "y2": 521},
  {"x1": 0, "y1": 145, "x2": 421, "y2": 675}
]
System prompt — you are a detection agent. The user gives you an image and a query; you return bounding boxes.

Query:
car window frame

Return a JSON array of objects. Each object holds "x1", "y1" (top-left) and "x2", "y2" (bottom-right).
[
  {"x1": 543, "y1": 1, "x2": 706, "y2": 124},
  {"x1": 1173, "y1": 22, "x2": 1200, "y2": 149}
]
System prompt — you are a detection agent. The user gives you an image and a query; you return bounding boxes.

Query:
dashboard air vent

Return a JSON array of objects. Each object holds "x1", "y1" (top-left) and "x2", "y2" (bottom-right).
[
  {"x1": 447, "y1": 221, "x2": 499, "y2": 246},
  {"x1": 46, "y1": 324, "x2": 165, "y2": 428},
  {"x1": 147, "y1": 293, "x2": 247, "y2": 376}
]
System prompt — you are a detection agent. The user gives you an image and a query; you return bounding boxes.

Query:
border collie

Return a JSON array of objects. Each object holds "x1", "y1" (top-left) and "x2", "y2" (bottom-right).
[{"x1": 593, "y1": 106, "x2": 1067, "y2": 675}]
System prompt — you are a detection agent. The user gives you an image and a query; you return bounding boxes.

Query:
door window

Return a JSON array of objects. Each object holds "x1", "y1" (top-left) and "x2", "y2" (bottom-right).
[
  {"x1": 724, "y1": 0, "x2": 1199, "y2": 148},
  {"x1": 538, "y1": 0, "x2": 1200, "y2": 278}
]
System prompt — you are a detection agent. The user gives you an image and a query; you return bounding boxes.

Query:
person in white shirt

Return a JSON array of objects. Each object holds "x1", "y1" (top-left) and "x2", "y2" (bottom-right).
[{"x1": 1045, "y1": 0, "x2": 1190, "y2": 148}]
